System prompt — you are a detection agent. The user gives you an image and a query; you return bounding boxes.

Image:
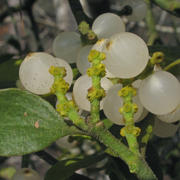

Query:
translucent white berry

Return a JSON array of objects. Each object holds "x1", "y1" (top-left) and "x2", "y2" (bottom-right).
[
  {"x1": 139, "y1": 71, "x2": 180, "y2": 115},
  {"x1": 103, "y1": 84, "x2": 144, "y2": 125},
  {"x1": 138, "y1": 108, "x2": 149, "y2": 122},
  {"x1": 19, "y1": 53, "x2": 73, "y2": 95},
  {"x1": 76, "y1": 45, "x2": 92, "y2": 75},
  {"x1": 132, "y1": 79, "x2": 149, "y2": 121},
  {"x1": 92, "y1": 13, "x2": 125, "y2": 39},
  {"x1": 73, "y1": 75, "x2": 113, "y2": 111},
  {"x1": 157, "y1": 104, "x2": 180, "y2": 123},
  {"x1": 92, "y1": 39, "x2": 115, "y2": 78},
  {"x1": 54, "y1": 57, "x2": 73, "y2": 86},
  {"x1": 103, "y1": 32, "x2": 149, "y2": 78},
  {"x1": 122, "y1": 0, "x2": 147, "y2": 21},
  {"x1": 52, "y1": 32, "x2": 82, "y2": 63},
  {"x1": 92, "y1": 38, "x2": 109, "y2": 52},
  {"x1": 132, "y1": 79, "x2": 142, "y2": 89},
  {"x1": 153, "y1": 118, "x2": 179, "y2": 138},
  {"x1": 19, "y1": 52, "x2": 55, "y2": 95},
  {"x1": 16, "y1": 80, "x2": 25, "y2": 90}
]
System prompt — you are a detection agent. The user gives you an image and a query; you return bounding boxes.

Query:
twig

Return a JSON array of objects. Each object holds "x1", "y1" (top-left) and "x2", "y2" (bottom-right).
[
  {"x1": 21, "y1": 154, "x2": 31, "y2": 168},
  {"x1": 25, "y1": 6, "x2": 43, "y2": 50},
  {"x1": 145, "y1": 0, "x2": 159, "y2": 45},
  {"x1": 35, "y1": 150, "x2": 58, "y2": 165},
  {"x1": 68, "y1": 0, "x2": 92, "y2": 25},
  {"x1": 152, "y1": 0, "x2": 180, "y2": 17},
  {"x1": 164, "y1": 58, "x2": 180, "y2": 71}
]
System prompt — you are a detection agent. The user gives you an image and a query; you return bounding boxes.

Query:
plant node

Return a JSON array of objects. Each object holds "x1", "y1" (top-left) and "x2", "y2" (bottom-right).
[
  {"x1": 119, "y1": 103, "x2": 138, "y2": 114},
  {"x1": 56, "y1": 101, "x2": 78, "y2": 117},
  {"x1": 118, "y1": 86, "x2": 136, "y2": 97},
  {"x1": 51, "y1": 79, "x2": 69, "y2": 94},
  {"x1": 88, "y1": 50, "x2": 106, "y2": 62},
  {"x1": 78, "y1": 21, "x2": 90, "y2": 35},
  {"x1": 49, "y1": 66, "x2": 66, "y2": 78},
  {"x1": 150, "y1": 52, "x2": 164, "y2": 65},
  {"x1": 87, "y1": 64, "x2": 106, "y2": 77},
  {"x1": 120, "y1": 126, "x2": 141, "y2": 137},
  {"x1": 87, "y1": 87, "x2": 105, "y2": 102}
]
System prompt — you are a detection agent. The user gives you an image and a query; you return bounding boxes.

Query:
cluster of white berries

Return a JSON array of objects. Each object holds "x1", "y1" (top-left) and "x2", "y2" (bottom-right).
[{"x1": 19, "y1": 11, "x2": 180, "y2": 138}]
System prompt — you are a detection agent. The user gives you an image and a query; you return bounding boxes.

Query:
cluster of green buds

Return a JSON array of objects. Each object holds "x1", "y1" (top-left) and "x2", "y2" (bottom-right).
[
  {"x1": 49, "y1": 66, "x2": 69, "y2": 94},
  {"x1": 78, "y1": 21, "x2": 98, "y2": 45},
  {"x1": 49, "y1": 66, "x2": 77, "y2": 117},
  {"x1": 87, "y1": 50, "x2": 106, "y2": 102},
  {"x1": 118, "y1": 86, "x2": 141, "y2": 137}
]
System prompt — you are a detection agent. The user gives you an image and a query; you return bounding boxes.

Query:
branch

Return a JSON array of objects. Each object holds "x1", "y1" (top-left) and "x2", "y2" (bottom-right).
[
  {"x1": 21, "y1": 154, "x2": 31, "y2": 168},
  {"x1": 145, "y1": 0, "x2": 159, "y2": 45},
  {"x1": 68, "y1": 0, "x2": 92, "y2": 25},
  {"x1": 87, "y1": 50, "x2": 106, "y2": 124},
  {"x1": 90, "y1": 126, "x2": 157, "y2": 180},
  {"x1": 164, "y1": 58, "x2": 180, "y2": 71},
  {"x1": 152, "y1": 0, "x2": 180, "y2": 17},
  {"x1": 35, "y1": 151, "x2": 58, "y2": 165},
  {"x1": 50, "y1": 55, "x2": 157, "y2": 180},
  {"x1": 25, "y1": 5, "x2": 43, "y2": 50}
]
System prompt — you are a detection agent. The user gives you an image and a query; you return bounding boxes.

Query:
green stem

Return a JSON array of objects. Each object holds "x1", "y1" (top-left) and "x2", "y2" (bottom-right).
[
  {"x1": 91, "y1": 127, "x2": 157, "y2": 180},
  {"x1": 152, "y1": 0, "x2": 180, "y2": 17},
  {"x1": 91, "y1": 76, "x2": 101, "y2": 123},
  {"x1": 49, "y1": 66, "x2": 89, "y2": 131},
  {"x1": 91, "y1": 99, "x2": 100, "y2": 123},
  {"x1": 126, "y1": 134, "x2": 140, "y2": 155},
  {"x1": 119, "y1": 87, "x2": 140, "y2": 155},
  {"x1": 141, "y1": 126, "x2": 153, "y2": 157},
  {"x1": 87, "y1": 50, "x2": 106, "y2": 125},
  {"x1": 56, "y1": 91, "x2": 88, "y2": 131},
  {"x1": 164, "y1": 58, "x2": 180, "y2": 71},
  {"x1": 50, "y1": 59, "x2": 157, "y2": 180},
  {"x1": 138, "y1": 113, "x2": 154, "y2": 157},
  {"x1": 145, "y1": 0, "x2": 159, "y2": 45}
]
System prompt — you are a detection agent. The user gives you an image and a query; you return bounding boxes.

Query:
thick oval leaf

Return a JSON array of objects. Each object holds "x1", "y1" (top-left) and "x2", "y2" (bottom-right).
[
  {"x1": 0, "y1": 88, "x2": 80, "y2": 156},
  {"x1": 45, "y1": 153, "x2": 105, "y2": 180}
]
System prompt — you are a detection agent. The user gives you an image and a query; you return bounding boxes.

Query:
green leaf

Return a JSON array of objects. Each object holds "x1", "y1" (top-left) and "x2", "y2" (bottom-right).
[
  {"x1": 0, "y1": 88, "x2": 80, "y2": 156},
  {"x1": 45, "y1": 153, "x2": 106, "y2": 180}
]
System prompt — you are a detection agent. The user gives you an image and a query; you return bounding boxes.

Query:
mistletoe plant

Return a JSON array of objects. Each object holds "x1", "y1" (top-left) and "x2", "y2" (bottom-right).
[{"x1": 0, "y1": 3, "x2": 180, "y2": 180}]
